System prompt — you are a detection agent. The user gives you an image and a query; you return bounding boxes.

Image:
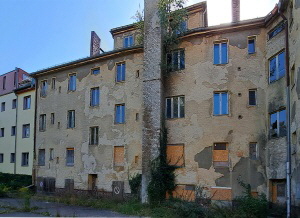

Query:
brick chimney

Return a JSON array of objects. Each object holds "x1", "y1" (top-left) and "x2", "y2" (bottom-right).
[
  {"x1": 90, "y1": 31, "x2": 101, "y2": 56},
  {"x1": 232, "y1": 0, "x2": 240, "y2": 23}
]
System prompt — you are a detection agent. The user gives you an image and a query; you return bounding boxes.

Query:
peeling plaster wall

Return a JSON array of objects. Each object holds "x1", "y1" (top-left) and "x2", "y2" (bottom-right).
[
  {"x1": 35, "y1": 52, "x2": 143, "y2": 193},
  {"x1": 165, "y1": 27, "x2": 268, "y2": 197},
  {"x1": 288, "y1": 0, "x2": 300, "y2": 206}
]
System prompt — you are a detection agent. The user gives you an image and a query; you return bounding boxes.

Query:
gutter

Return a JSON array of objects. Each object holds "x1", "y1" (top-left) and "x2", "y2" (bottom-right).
[
  {"x1": 33, "y1": 78, "x2": 38, "y2": 187},
  {"x1": 278, "y1": 2, "x2": 291, "y2": 217}
]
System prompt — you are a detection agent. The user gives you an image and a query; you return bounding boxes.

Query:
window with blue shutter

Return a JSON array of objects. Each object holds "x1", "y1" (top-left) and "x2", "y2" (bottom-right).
[
  {"x1": 214, "y1": 41, "x2": 228, "y2": 64},
  {"x1": 115, "y1": 104, "x2": 125, "y2": 124},
  {"x1": 116, "y1": 63, "x2": 126, "y2": 82}
]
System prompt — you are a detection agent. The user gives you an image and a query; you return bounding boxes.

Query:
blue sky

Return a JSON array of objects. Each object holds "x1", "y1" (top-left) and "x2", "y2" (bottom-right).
[{"x1": 0, "y1": 0, "x2": 277, "y2": 75}]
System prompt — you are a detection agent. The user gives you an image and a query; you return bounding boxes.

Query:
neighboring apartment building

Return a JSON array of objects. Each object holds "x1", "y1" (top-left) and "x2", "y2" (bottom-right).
[
  {"x1": 31, "y1": 0, "x2": 300, "y2": 208},
  {"x1": 0, "y1": 68, "x2": 35, "y2": 175}
]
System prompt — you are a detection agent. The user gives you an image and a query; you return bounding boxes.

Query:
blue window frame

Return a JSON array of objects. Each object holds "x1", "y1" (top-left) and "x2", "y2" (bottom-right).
[
  {"x1": 213, "y1": 92, "x2": 229, "y2": 115},
  {"x1": 268, "y1": 21, "x2": 285, "y2": 40},
  {"x1": 269, "y1": 51, "x2": 285, "y2": 83},
  {"x1": 123, "y1": 35, "x2": 134, "y2": 48},
  {"x1": 116, "y1": 63, "x2": 126, "y2": 82},
  {"x1": 214, "y1": 42, "x2": 228, "y2": 64},
  {"x1": 91, "y1": 68, "x2": 100, "y2": 75},
  {"x1": 115, "y1": 104, "x2": 125, "y2": 124},
  {"x1": 270, "y1": 109, "x2": 286, "y2": 138},
  {"x1": 248, "y1": 37, "x2": 256, "y2": 54},
  {"x1": 90, "y1": 87, "x2": 100, "y2": 107},
  {"x1": 68, "y1": 74, "x2": 76, "y2": 91}
]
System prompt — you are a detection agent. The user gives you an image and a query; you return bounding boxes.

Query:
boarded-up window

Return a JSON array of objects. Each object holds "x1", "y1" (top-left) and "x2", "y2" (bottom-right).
[
  {"x1": 211, "y1": 187, "x2": 232, "y2": 201},
  {"x1": 166, "y1": 185, "x2": 195, "y2": 202},
  {"x1": 166, "y1": 144, "x2": 184, "y2": 167},
  {"x1": 65, "y1": 179, "x2": 74, "y2": 193},
  {"x1": 213, "y1": 143, "x2": 229, "y2": 167},
  {"x1": 114, "y1": 146, "x2": 124, "y2": 166}
]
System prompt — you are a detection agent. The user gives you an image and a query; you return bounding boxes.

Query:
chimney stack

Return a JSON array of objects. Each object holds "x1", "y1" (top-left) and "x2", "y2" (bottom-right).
[
  {"x1": 232, "y1": 0, "x2": 240, "y2": 23},
  {"x1": 90, "y1": 31, "x2": 101, "y2": 56}
]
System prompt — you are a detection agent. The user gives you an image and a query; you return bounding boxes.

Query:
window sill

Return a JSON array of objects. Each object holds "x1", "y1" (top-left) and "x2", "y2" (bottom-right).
[
  {"x1": 115, "y1": 122, "x2": 125, "y2": 125},
  {"x1": 89, "y1": 143, "x2": 99, "y2": 146},
  {"x1": 115, "y1": 81, "x2": 125, "y2": 84},
  {"x1": 66, "y1": 164, "x2": 74, "y2": 167},
  {"x1": 213, "y1": 114, "x2": 230, "y2": 116},
  {"x1": 21, "y1": 165, "x2": 29, "y2": 167},
  {"x1": 67, "y1": 127, "x2": 76, "y2": 130},
  {"x1": 90, "y1": 105, "x2": 100, "y2": 108},
  {"x1": 23, "y1": 108, "x2": 30, "y2": 110},
  {"x1": 67, "y1": 90, "x2": 76, "y2": 93},
  {"x1": 214, "y1": 63, "x2": 228, "y2": 66},
  {"x1": 39, "y1": 130, "x2": 46, "y2": 132},
  {"x1": 166, "y1": 117, "x2": 185, "y2": 120},
  {"x1": 269, "y1": 76, "x2": 285, "y2": 84}
]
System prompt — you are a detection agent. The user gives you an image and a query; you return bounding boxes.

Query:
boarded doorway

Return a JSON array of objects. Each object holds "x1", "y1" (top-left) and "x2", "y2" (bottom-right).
[
  {"x1": 270, "y1": 179, "x2": 286, "y2": 204},
  {"x1": 88, "y1": 174, "x2": 98, "y2": 191}
]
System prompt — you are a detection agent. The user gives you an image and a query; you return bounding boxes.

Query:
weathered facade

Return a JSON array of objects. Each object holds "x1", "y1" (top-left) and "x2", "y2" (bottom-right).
[{"x1": 31, "y1": 0, "x2": 300, "y2": 209}]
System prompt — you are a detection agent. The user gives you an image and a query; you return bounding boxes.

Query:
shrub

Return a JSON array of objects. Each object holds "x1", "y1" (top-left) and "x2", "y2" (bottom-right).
[
  {"x1": 165, "y1": 199, "x2": 205, "y2": 218},
  {"x1": 129, "y1": 173, "x2": 142, "y2": 196},
  {"x1": 0, "y1": 173, "x2": 31, "y2": 190},
  {"x1": 0, "y1": 184, "x2": 10, "y2": 197}
]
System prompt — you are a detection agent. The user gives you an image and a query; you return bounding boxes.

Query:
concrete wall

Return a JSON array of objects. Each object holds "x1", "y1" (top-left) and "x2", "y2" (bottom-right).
[
  {"x1": 15, "y1": 89, "x2": 35, "y2": 175},
  {"x1": 0, "y1": 92, "x2": 17, "y2": 173},
  {"x1": 35, "y1": 51, "x2": 144, "y2": 193}
]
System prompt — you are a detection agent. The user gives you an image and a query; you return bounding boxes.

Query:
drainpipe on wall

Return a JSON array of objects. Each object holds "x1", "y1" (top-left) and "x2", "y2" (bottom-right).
[
  {"x1": 33, "y1": 78, "x2": 38, "y2": 187},
  {"x1": 278, "y1": 2, "x2": 291, "y2": 218},
  {"x1": 14, "y1": 93, "x2": 18, "y2": 174}
]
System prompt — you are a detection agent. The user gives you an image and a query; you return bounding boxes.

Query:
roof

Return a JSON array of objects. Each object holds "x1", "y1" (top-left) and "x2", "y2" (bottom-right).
[{"x1": 31, "y1": 45, "x2": 143, "y2": 77}]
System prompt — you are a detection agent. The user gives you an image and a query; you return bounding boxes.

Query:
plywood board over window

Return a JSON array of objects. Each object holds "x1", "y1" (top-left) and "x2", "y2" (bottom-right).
[
  {"x1": 213, "y1": 143, "x2": 229, "y2": 167},
  {"x1": 114, "y1": 146, "x2": 125, "y2": 166},
  {"x1": 166, "y1": 144, "x2": 184, "y2": 167},
  {"x1": 211, "y1": 187, "x2": 232, "y2": 201},
  {"x1": 166, "y1": 185, "x2": 195, "y2": 202}
]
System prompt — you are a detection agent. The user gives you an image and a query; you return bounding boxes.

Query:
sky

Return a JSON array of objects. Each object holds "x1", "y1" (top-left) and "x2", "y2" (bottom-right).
[{"x1": 0, "y1": 0, "x2": 278, "y2": 75}]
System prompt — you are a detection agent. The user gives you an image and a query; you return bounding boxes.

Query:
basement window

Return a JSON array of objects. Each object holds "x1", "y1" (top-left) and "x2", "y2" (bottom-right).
[
  {"x1": 166, "y1": 96, "x2": 185, "y2": 119},
  {"x1": 38, "y1": 149, "x2": 45, "y2": 166},
  {"x1": 114, "y1": 146, "x2": 125, "y2": 166},
  {"x1": 66, "y1": 148, "x2": 74, "y2": 166},
  {"x1": 214, "y1": 41, "x2": 228, "y2": 64},
  {"x1": 270, "y1": 109, "x2": 286, "y2": 138},
  {"x1": 213, "y1": 143, "x2": 229, "y2": 167},
  {"x1": 167, "y1": 50, "x2": 185, "y2": 71},
  {"x1": 166, "y1": 144, "x2": 184, "y2": 167},
  {"x1": 269, "y1": 51, "x2": 285, "y2": 83}
]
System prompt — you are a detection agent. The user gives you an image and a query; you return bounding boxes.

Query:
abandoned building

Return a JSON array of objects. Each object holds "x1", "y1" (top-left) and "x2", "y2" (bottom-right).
[
  {"x1": 0, "y1": 68, "x2": 35, "y2": 175},
  {"x1": 30, "y1": 0, "x2": 300, "y2": 209}
]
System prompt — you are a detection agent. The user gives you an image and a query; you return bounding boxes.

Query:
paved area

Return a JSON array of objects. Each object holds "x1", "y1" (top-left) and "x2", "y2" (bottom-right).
[{"x1": 0, "y1": 198, "x2": 140, "y2": 217}]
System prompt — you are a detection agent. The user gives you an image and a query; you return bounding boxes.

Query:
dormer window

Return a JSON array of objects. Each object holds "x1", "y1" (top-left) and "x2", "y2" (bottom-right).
[{"x1": 123, "y1": 35, "x2": 134, "y2": 48}]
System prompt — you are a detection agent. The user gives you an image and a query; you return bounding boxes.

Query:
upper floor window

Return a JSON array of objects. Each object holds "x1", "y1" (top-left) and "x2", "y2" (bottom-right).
[
  {"x1": 249, "y1": 143, "x2": 258, "y2": 160},
  {"x1": 123, "y1": 35, "x2": 134, "y2": 48},
  {"x1": 166, "y1": 96, "x2": 185, "y2": 119},
  {"x1": 91, "y1": 67, "x2": 100, "y2": 75},
  {"x1": 23, "y1": 96, "x2": 31, "y2": 110},
  {"x1": 116, "y1": 63, "x2": 126, "y2": 82},
  {"x1": 213, "y1": 143, "x2": 229, "y2": 167},
  {"x1": 38, "y1": 149, "x2": 45, "y2": 166},
  {"x1": 2, "y1": 76, "x2": 6, "y2": 90},
  {"x1": 90, "y1": 87, "x2": 100, "y2": 107},
  {"x1": 89, "y1": 126, "x2": 99, "y2": 145},
  {"x1": 41, "y1": 80, "x2": 48, "y2": 97},
  {"x1": 67, "y1": 110, "x2": 75, "y2": 128},
  {"x1": 51, "y1": 77, "x2": 56, "y2": 89},
  {"x1": 66, "y1": 148, "x2": 74, "y2": 166},
  {"x1": 214, "y1": 41, "x2": 228, "y2": 65},
  {"x1": 268, "y1": 21, "x2": 285, "y2": 40},
  {"x1": 115, "y1": 104, "x2": 125, "y2": 124},
  {"x1": 50, "y1": 113, "x2": 55, "y2": 125},
  {"x1": 39, "y1": 114, "x2": 46, "y2": 131},
  {"x1": 269, "y1": 51, "x2": 285, "y2": 83},
  {"x1": 214, "y1": 92, "x2": 229, "y2": 115},
  {"x1": 22, "y1": 124, "x2": 30, "y2": 138},
  {"x1": 248, "y1": 36, "x2": 256, "y2": 54},
  {"x1": 248, "y1": 89, "x2": 257, "y2": 106},
  {"x1": 270, "y1": 109, "x2": 286, "y2": 138},
  {"x1": 167, "y1": 50, "x2": 185, "y2": 71},
  {"x1": 0, "y1": 128, "x2": 4, "y2": 137},
  {"x1": 175, "y1": 21, "x2": 187, "y2": 35},
  {"x1": 22, "y1": 152, "x2": 29, "y2": 166},
  {"x1": 68, "y1": 74, "x2": 76, "y2": 91},
  {"x1": 12, "y1": 99, "x2": 17, "y2": 109},
  {"x1": 0, "y1": 154, "x2": 3, "y2": 163},
  {"x1": 11, "y1": 126, "x2": 16, "y2": 136},
  {"x1": 1, "y1": 102, "x2": 5, "y2": 112}
]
